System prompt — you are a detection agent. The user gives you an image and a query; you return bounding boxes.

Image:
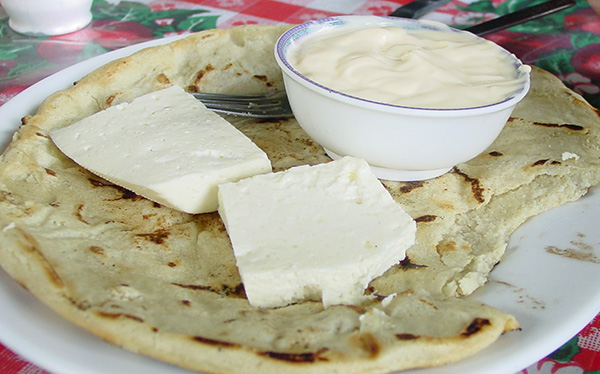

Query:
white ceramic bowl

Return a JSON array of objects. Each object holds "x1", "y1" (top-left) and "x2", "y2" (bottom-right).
[{"x1": 275, "y1": 16, "x2": 531, "y2": 181}]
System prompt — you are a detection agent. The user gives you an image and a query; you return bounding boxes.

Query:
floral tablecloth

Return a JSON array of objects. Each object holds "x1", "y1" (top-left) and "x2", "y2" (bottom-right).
[{"x1": 0, "y1": 1, "x2": 599, "y2": 373}]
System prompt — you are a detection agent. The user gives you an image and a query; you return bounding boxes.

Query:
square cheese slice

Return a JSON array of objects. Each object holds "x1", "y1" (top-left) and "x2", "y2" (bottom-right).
[
  {"x1": 50, "y1": 85, "x2": 272, "y2": 214},
  {"x1": 218, "y1": 157, "x2": 416, "y2": 308}
]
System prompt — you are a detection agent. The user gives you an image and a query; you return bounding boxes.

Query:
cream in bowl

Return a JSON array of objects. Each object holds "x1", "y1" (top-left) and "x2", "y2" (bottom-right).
[{"x1": 275, "y1": 16, "x2": 531, "y2": 181}]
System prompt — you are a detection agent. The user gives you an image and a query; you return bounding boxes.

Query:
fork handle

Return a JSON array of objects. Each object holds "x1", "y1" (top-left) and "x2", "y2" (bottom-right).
[{"x1": 464, "y1": 0, "x2": 576, "y2": 36}]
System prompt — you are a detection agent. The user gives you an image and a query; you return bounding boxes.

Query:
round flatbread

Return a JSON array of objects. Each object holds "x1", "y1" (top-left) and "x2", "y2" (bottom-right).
[{"x1": 0, "y1": 25, "x2": 599, "y2": 373}]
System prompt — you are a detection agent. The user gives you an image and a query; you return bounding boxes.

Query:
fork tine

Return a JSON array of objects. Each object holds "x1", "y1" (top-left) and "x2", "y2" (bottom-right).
[
  {"x1": 204, "y1": 100, "x2": 292, "y2": 117},
  {"x1": 191, "y1": 93, "x2": 292, "y2": 117},
  {"x1": 192, "y1": 91, "x2": 285, "y2": 101},
  {"x1": 189, "y1": 91, "x2": 293, "y2": 118}
]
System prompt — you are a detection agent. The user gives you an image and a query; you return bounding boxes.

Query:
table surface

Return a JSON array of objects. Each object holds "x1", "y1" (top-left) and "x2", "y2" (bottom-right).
[{"x1": 0, "y1": 1, "x2": 599, "y2": 373}]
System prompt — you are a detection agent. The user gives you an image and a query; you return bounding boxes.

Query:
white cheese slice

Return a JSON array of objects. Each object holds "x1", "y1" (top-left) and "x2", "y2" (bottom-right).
[
  {"x1": 50, "y1": 85, "x2": 272, "y2": 214},
  {"x1": 218, "y1": 156, "x2": 416, "y2": 308}
]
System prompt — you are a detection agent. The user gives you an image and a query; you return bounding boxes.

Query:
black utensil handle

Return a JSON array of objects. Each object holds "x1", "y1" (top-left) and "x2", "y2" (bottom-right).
[
  {"x1": 465, "y1": 0, "x2": 576, "y2": 36},
  {"x1": 389, "y1": 0, "x2": 453, "y2": 19}
]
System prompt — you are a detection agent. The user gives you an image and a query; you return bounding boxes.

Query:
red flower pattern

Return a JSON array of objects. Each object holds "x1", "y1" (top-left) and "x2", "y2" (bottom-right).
[
  {"x1": 0, "y1": 84, "x2": 27, "y2": 106},
  {"x1": 565, "y1": 9, "x2": 600, "y2": 35},
  {"x1": 572, "y1": 44, "x2": 600, "y2": 82},
  {"x1": 572, "y1": 321, "x2": 600, "y2": 371},
  {"x1": 38, "y1": 20, "x2": 153, "y2": 63},
  {"x1": 485, "y1": 30, "x2": 573, "y2": 64}
]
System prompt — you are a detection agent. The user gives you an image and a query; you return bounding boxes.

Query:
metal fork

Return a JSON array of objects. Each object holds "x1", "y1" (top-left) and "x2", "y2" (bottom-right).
[{"x1": 190, "y1": 90, "x2": 294, "y2": 119}]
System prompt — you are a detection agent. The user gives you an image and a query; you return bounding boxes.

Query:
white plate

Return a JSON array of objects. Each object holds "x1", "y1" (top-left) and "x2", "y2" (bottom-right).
[{"x1": 0, "y1": 37, "x2": 599, "y2": 374}]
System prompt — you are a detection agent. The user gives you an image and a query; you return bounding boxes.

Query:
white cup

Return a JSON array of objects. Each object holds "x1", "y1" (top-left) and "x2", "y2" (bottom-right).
[{"x1": 0, "y1": 0, "x2": 93, "y2": 36}]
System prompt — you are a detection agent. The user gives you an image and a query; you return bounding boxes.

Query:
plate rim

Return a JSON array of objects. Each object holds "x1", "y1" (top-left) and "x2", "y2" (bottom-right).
[{"x1": 0, "y1": 33, "x2": 599, "y2": 374}]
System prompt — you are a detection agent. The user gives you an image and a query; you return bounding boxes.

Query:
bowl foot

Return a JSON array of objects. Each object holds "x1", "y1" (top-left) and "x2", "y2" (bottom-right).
[{"x1": 324, "y1": 149, "x2": 452, "y2": 182}]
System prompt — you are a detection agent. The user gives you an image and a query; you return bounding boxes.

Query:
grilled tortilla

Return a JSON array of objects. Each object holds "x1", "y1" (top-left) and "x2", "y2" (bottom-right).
[{"x1": 0, "y1": 25, "x2": 599, "y2": 373}]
